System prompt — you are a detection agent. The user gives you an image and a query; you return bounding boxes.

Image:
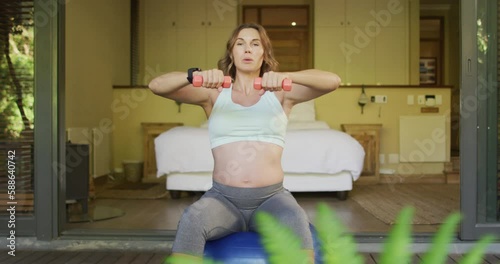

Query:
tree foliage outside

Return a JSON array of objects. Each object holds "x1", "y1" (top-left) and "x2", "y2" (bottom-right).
[{"x1": 0, "y1": 2, "x2": 34, "y2": 139}]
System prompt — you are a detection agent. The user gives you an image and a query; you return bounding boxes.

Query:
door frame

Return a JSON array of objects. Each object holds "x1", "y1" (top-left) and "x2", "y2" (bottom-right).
[
  {"x1": 0, "y1": 0, "x2": 62, "y2": 239},
  {"x1": 460, "y1": 0, "x2": 500, "y2": 240}
]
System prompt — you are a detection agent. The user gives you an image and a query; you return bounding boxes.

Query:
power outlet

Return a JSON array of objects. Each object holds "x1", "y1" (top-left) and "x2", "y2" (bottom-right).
[
  {"x1": 375, "y1": 95, "x2": 387, "y2": 103},
  {"x1": 407, "y1": 95, "x2": 414, "y2": 105},
  {"x1": 417, "y1": 95, "x2": 425, "y2": 105}
]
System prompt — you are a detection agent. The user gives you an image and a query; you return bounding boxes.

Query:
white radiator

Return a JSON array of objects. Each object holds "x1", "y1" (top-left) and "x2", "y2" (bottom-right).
[
  {"x1": 66, "y1": 127, "x2": 111, "y2": 178},
  {"x1": 399, "y1": 116, "x2": 447, "y2": 162}
]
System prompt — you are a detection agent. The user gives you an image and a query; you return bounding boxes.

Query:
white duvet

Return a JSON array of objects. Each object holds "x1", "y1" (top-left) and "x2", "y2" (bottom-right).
[{"x1": 155, "y1": 125, "x2": 365, "y2": 181}]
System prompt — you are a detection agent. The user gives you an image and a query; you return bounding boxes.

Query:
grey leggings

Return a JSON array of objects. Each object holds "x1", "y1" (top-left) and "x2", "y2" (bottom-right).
[{"x1": 172, "y1": 181, "x2": 313, "y2": 256}]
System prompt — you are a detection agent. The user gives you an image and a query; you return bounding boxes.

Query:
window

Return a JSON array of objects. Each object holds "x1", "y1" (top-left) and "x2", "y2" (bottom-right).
[{"x1": 0, "y1": 0, "x2": 35, "y2": 216}]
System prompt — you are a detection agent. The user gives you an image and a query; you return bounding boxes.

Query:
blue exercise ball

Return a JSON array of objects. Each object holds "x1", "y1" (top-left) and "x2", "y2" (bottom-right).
[{"x1": 204, "y1": 225, "x2": 323, "y2": 264}]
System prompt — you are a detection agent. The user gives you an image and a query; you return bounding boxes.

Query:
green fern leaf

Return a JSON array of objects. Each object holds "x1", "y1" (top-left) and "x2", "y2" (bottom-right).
[
  {"x1": 419, "y1": 212, "x2": 461, "y2": 264},
  {"x1": 255, "y1": 211, "x2": 310, "y2": 264},
  {"x1": 458, "y1": 235, "x2": 495, "y2": 264},
  {"x1": 380, "y1": 206, "x2": 414, "y2": 264},
  {"x1": 315, "y1": 202, "x2": 364, "y2": 264}
]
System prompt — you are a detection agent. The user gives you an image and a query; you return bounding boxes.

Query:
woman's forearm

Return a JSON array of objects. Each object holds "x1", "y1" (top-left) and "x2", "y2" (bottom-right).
[
  {"x1": 148, "y1": 71, "x2": 189, "y2": 97},
  {"x1": 287, "y1": 69, "x2": 341, "y2": 92}
]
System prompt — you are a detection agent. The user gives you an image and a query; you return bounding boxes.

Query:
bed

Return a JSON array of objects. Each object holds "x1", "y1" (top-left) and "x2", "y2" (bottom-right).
[{"x1": 154, "y1": 101, "x2": 365, "y2": 200}]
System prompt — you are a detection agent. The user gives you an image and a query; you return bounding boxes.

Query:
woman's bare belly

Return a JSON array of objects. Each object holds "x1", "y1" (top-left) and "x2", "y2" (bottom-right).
[{"x1": 212, "y1": 141, "x2": 284, "y2": 188}]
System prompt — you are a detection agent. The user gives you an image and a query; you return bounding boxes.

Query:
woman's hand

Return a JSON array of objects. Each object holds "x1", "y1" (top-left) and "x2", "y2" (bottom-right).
[
  {"x1": 258, "y1": 71, "x2": 290, "y2": 95},
  {"x1": 193, "y1": 69, "x2": 226, "y2": 91}
]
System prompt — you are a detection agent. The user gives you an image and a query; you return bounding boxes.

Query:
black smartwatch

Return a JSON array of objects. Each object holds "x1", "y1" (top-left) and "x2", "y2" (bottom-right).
[{"x1": 187, "y1": 68, "x2": 202, "y2": 84}]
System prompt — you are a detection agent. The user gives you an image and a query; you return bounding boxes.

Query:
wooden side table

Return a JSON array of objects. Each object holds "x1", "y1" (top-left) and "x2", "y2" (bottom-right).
[
  {"x1": 142, "y1": 122, "x2": 183, "y2": 182},
  {"x1": 341, "y1": 124, "x2": 382, "y2": 184}
]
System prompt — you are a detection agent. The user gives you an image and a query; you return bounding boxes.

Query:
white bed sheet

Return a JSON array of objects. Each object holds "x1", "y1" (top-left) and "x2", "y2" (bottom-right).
[{"x1": 155, "y1": 125, "x2": 365, "y2": 181}]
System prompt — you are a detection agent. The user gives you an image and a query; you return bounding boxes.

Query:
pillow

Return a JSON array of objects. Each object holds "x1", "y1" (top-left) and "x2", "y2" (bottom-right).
[
  {"x1": 287, "y1": 121, "x2": 330, "y2": 130},
  {"x1": 288, "y1": 100, "x2": 316, "y2": 122}
]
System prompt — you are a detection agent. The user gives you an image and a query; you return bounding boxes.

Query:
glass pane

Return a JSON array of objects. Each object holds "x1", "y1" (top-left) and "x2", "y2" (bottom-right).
[
  {"x1": 0, "y1": 1, "x2": 35, "y2": 217},
  {"x1": 476, "y1": 0, "x2": 499, "y2": 223}
]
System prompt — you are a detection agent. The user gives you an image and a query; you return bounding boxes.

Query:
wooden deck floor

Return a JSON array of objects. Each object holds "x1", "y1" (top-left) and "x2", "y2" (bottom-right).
[{"x1": 1, "y1": 251, "x2": 500, "y2": 264}]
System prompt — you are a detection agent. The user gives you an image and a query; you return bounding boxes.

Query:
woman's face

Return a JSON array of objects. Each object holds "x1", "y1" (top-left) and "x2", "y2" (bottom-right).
[{"x1": 232, "y1": 28, "x2": 264, "y2": 74}]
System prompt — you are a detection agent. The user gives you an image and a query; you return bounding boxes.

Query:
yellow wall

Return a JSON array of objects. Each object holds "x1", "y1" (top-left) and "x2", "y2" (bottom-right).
[
  {"x1": 111, "y1": 89, "x2": 206, "y2": 170},
  {"x1": 65, "y1": 0, "x2": 130, "y2": 176},
  {"x1": 66, "y1": 0, "x2": 129, "y2": 127},
  {"x1": 65, "y1": 1, "x2": 129, "y2": 126},
  {"x1": 64, "y1": 0, "x2": 455, "y2": 178},
  {"x1": 317, "y1": 86, "x2": 451, "y2": 175},
  {"x1": 112, "y1": 87, "x2": 451, "y2": 176}
]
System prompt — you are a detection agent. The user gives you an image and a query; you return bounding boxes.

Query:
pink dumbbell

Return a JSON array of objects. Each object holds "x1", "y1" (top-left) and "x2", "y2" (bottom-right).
[
  {"x1": 253, "y1": 77, "x2": 292, "y2": 91},
  {"x1": 192, "y1": 75, "x2": 232, "y2": 88}
]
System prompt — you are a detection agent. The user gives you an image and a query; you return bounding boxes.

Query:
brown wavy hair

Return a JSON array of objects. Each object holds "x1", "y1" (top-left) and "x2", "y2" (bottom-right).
[{"x1": 218, "y1": 23, "x2": 279, "y2": 80}]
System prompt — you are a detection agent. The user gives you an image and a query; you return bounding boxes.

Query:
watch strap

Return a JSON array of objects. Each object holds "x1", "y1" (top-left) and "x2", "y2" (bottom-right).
[{"x1": 187, "y1": 68, "x2": 202, "y2": 84}]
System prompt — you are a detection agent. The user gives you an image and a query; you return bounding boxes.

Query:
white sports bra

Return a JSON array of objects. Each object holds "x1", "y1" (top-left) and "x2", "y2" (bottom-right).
[{"x1": 208, "y1": 86, "x2": 288, "y2": 149}]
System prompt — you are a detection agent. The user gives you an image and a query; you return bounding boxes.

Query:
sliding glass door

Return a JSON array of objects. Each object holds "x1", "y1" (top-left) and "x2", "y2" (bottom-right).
[{"x1": 460, "y1": 0, "x2": 500, "y2": 239}]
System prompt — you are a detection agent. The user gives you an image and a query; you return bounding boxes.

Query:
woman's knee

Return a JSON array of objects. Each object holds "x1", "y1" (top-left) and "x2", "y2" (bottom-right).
[
  {"x1": 251, "y1": 193, "x2": 312, "y2": 248},
  {"x1": 178, "y1": 196, "x2": 246, "y2": 238}
]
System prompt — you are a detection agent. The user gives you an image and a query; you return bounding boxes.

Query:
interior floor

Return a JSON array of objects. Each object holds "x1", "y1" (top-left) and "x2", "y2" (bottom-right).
[{"x1": 65, "y1": 183, "x2": 455, "y2": 233}]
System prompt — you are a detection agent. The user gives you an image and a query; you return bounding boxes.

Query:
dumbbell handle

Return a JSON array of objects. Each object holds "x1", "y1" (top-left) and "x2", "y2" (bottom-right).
[
  {"x1": 192, "y1": 75, "x2": 232, "y2": 88},
  {"x1": 253, "y1": 78, "x2": 292, "y2": 91},
  {"x1": 193, "y1": 75, "x2": 292, "y2": 91}
]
